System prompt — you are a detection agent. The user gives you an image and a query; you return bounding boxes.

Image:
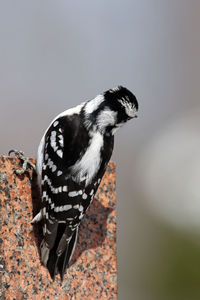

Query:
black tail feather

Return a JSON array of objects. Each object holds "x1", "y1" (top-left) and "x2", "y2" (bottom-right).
[
  {"x1": 46, "y1": 223, "x2": 66, "y2": 280},
  {"x1": 57, "y1": 243, "x2": 69, "y2": 282},
  {"x1": 57, "y1": 228, "x2": 78, "y2": 281},
  {"x1": 46, "y1": 225, "x2": 79, "y2": 281},
  {"x1": 47, "y1": 249, "x2": 59, "y2": 280}
]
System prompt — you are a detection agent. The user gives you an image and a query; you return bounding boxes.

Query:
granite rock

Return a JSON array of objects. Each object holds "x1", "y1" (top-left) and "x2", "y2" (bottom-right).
[{"x1": 0, "y1": 156, "x2": 117, "y2": 299}]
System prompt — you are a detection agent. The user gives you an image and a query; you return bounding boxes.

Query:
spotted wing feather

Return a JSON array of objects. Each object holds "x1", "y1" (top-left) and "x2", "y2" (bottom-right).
[{"x1": 40, "y1": 116, "x2": 96, "y2": 279}]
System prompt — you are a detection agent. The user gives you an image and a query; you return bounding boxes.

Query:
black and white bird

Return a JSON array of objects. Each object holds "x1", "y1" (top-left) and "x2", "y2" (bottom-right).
[{"x1": 31, "y1": 86, "x2": 138, "y2": 280}]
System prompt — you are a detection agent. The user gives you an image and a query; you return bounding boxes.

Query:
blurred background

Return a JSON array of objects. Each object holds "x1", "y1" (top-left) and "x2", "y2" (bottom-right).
[{"x1": 1, "y1": 1, "x2": 200, "y2": 299}]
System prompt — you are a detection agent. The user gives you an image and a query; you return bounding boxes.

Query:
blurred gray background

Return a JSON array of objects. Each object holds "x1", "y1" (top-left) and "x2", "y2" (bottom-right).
[{"x1": 1, "y1": 1, "x2": 200, "y2": 299}]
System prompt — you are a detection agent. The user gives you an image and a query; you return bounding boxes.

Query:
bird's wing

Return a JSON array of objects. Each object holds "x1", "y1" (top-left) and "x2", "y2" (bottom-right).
[{"x1": 39, "y1": 115, "x2": 88, "y2": 279}]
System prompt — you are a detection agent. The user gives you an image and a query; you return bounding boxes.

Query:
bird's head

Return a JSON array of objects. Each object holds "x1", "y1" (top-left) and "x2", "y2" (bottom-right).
[
  {"x1": 104, "y1": 85, "x2": 138, "y2": 123},
  {"x1": 84, "y1": 86, "x2": 138, "y2": 134}
]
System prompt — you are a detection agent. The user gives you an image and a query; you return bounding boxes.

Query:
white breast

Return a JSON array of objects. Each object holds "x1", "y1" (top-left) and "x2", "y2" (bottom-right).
[{"x1": 71, "y1": 131, "x2": 104, "y2": 186}]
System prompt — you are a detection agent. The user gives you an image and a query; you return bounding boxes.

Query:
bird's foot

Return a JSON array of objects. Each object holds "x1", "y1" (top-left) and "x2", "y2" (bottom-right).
[{"x1": 8, "y1": 149, "x2": 36, "y2": 175}]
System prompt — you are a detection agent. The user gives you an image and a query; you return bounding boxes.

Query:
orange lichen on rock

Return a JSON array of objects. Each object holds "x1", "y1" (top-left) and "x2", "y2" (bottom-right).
[{"x1": 0, "y1": 156, "x2": 117, "y2": 299}]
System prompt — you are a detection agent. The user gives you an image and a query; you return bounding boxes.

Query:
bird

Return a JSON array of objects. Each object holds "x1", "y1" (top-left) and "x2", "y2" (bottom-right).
[{"x1": 31, "y1": 86, "x2": 138, "y2": 280}]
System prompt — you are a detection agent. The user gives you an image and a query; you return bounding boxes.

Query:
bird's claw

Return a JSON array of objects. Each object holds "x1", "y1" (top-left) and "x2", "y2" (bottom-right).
[{"x1": 8, "y1": 149, "x2": 36, "y2": 175}]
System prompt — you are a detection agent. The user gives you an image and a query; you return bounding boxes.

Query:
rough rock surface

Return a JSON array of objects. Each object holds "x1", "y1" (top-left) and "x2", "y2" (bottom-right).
[{"x1": 0, "y1": 156, "x2": 117, "y2": 299}]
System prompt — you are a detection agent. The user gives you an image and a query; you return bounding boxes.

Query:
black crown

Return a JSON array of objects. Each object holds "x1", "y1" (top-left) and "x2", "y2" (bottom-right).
[{"x1": 104, "y1": 86, "x2": 138, "y2": 111}]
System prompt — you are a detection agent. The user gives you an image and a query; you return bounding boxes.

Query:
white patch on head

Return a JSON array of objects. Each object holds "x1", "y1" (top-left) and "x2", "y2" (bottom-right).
[
  {"x1": 98, "y1": 178, "x2": 101, "y2": 184},
  {"x1": 118, "y1": 99, "x2": 137, "y2": 118},
  {"x1": 57, "y1": 170, "x2": 63, "y2": 176},
  {"x1": 97, "y1": 108, "x2": 117, "y2": 132},
  {"x1": 82, "y1": 193, "x2": 87, "y2": 200},
  {"x1": 84, "y1": 95, "x2": 104, "y2": 114},
  {"x1": 90, "y1": 189, "x2": 94, "y2": 195},
  {"x1": 71, "y1": 131, "x2": 104, "y2": 186},
  {"x1": 57, "y1": 149, "x2": 63, "y2": 158}
]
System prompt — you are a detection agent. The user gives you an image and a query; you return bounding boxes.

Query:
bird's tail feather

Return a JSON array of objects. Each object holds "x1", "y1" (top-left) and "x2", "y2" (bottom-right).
[
  {"x1": 57, "y1": 227, "x2": 79, "y2": 281},
  {"x1": 47, "y1": 248, "x2": 59, "y2": 280},
  {"x1": 45, "y1": 225, "x2": 78, "y2": 280},
  {"x1": 44, "y1": 223, "x2": 66, "y2": 280}
]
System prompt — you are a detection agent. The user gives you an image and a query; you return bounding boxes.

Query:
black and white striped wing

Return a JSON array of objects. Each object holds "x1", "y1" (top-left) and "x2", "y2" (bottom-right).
[{"x1": 40, "y1": 119, "x2": 91, "y2": 279}]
